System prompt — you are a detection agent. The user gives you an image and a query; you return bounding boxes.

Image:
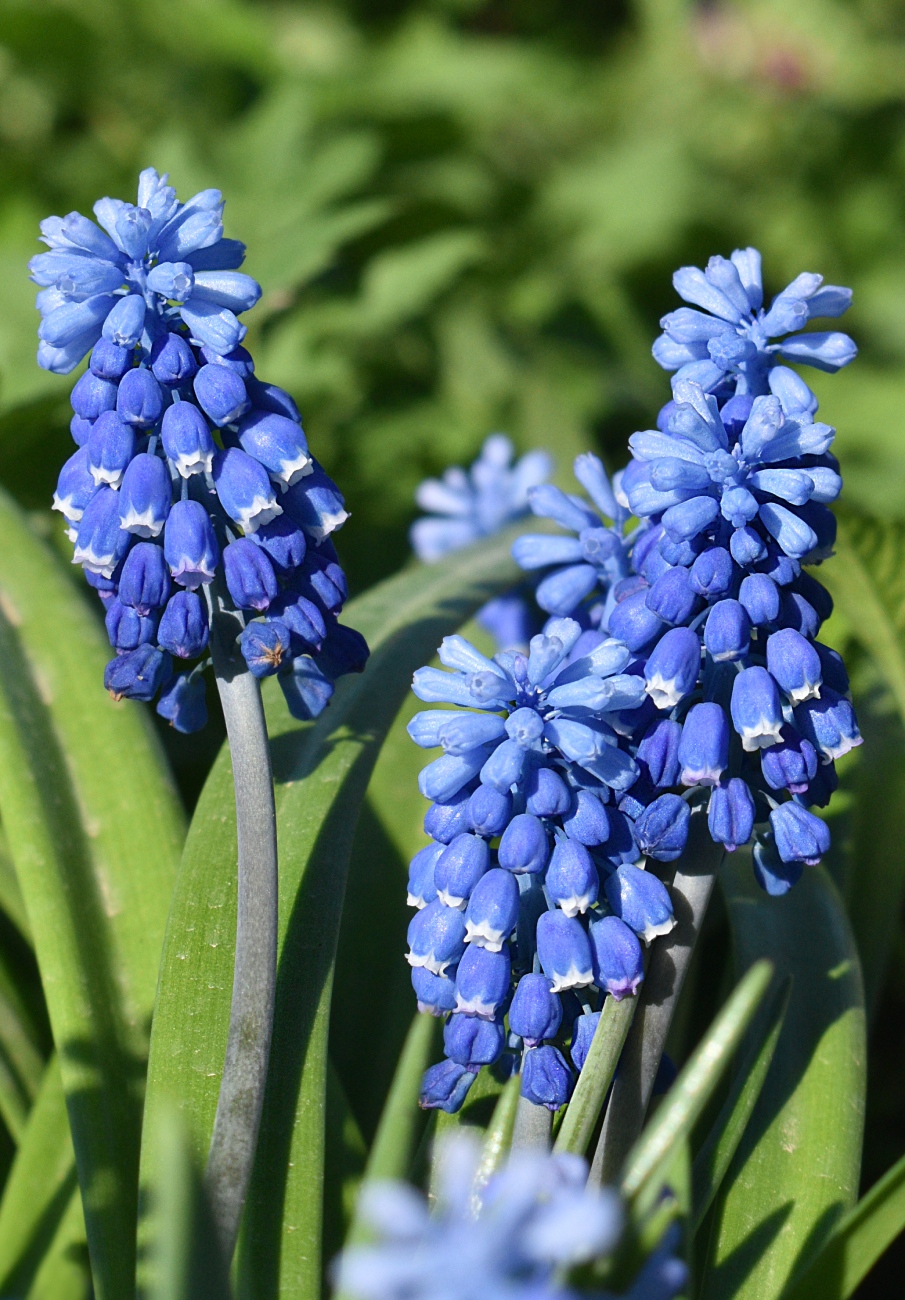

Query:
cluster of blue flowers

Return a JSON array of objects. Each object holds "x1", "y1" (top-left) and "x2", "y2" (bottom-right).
[
  {"x1": 335, "y1": 1136, "x2": 686, "y2": 1300},
  {"x1": 406, "y1": 248, "x2": 859, "y2": 1114},
  {"x1": 36, "y1": 170, "x2": 366, "y2": 730}
]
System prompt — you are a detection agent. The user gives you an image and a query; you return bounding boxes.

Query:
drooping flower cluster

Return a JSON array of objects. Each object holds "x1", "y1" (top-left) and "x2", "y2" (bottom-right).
[
  {"x1": 411, "y1": 434, "x2": 553, "y2": 650},
  {"x1": 37, "y1": 170, "x2": 367, "y2": 730},
  {"x1": 335, "y1": 1136, "x2": 686, "y2": 1300}
]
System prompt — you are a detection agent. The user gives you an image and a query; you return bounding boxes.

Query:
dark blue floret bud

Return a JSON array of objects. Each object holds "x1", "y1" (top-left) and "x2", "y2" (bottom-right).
[
  {"x1": 467, "y1": 783, "x2": 512, "y2": 837},
  {"x1": 571, "y1": 1011, "x2": 601, "y2": 1071},
  {"x1": 708, "y1": 778, "x2": 756, "y2": 852},
  {"x1": 239, "y1": 620, "x2": 292, "y2": 679},
  {"x1": 156, "y1": 672, "x2": 207, "y2": 734},
  {"x1": 637, "y1": 717, "x2": 682, "y2": 787},
  {"x1": 766, "y1": 628, "x2": 822, "y2": 704},
  {"x1": 223, "y1": 538, "x2": 278, "y2": 612},
  {"x1": 498, "y1": 813, "x2": 549, "y2": 875},
  {"x1": 237, "y1": 410, "x2": 311, "y2": 491},
  {"x1": 160, "y1": 401, "x2": 215, "y2": 478},
  {"x1": 105, "y1": 598, "x2": 158, "y2": 653},
  {"x1": 678, "y1": 702, "x2": 729, "y2": 786},
  {"x1": 407, "y1": 842, "x2": 443, "y2": 909},
  {"x1": 644, "y1": 627, "x2": 700, "y2": 710},
  {"x1": 118, "y1": 453, "x2": 172, "y2": 538},
  {"x1": 444, "y1": 1013, "x2": 505, "y2": 1069},
  {"x1": 200, "y1": 344, "x2": 254, "y2": 378},
  {"x1": 150, "y1": 332, "x2": 197, "y2": 386},
  {"x1": 317, "y1": 621, "x2": 368, "y2": 679},
  {"x1": 604, "y1": 864, "x2": 676, "y2": 945},
  {"x1": 74, "y1": 485, "x2": 133, "y2": 577},
  {"x1": 508, "y1": 972, "x2": 562, "y2": 1047},
  {"x1": 87, "y1": 411, "x2": 135, "y2": 489},
  {"x1": 157, "y1": 590, "x2": 209, "y2": 659},
  {"x1": 545, "y1": 839, "x2": 599, "y2": 916},
  {"x1": 194, "y1": 363, "x2": 249, "y2": 426},
  {"x1": 634, "y1": 793, "x2": 691, "y2": 862},
  {"x1": 562, "y1": 789, "x2": 610, "y2": 846},
  {"x1": 690, "y1": 546, "x2": 734, "y2": 599},
  {"x1": 795, "y1": 571, "x2": 834, "y2": 624},
  {"x1": 770, "y1": 801, "x2": 830, "y2": 865},
  {"x1": 118, "y1": 542, "x2": 171, "y2": 615},
  {"x1": 411, "y1": 966, "x2": 457, "y2": 1016},
  {"x1": 645, "y1": 566, "x2": 700, "y2": 626},
  {"x1": 704, "y1": 599, "x2": 750, "y2": 663},
  {"x1": 213, "y1": 447, "x2": 282, "y2": 534},
  {"x1": 731, "y1": 666, "x2": 785, "y2": 751},
  {"x1": 278, "y1": 655, "x2": 335, "y2": 720},
  {"x1": 419, "y1": 1059, "x2": 475, "y2": 1113},
  {"x1": 589, "y1": 914, "x2": 644, "y2": 999},
  {"x1": 104, "y1": 644, "x2": 171, "y2": 702},
  {"x1": 164, "y1": 499, "x2": 219, "y2": 589},
  {"x1": 536, "y1": 909, "x2": 594, "y2": 992},
  {"x1": 282, "y1": 460, "x2": 349, "y2": 542},
  {"x1": 270, "y1": 593, "x2": 326, "y2": 652},
  {"x1": 608, "y1": 589, "x2": 665, "y2": 654},
  {"x1": 70, "y1": 414, "x2": 93, "y2": 448},
  {"x1": 250, "y1": 514, "x2": 307, "y2": 571},
  {"x1": 761, "y1": 727, "x2": 818, "y2": 794},
  {"x1": 524, "y1": 766, "x2": 570, "y2": 817},
  {"x1": 780, "y1": 591, "x2": 820, "y2": 640},
  {"x1": 739, "y1": 574, "x2": 780, "y2": 626},
  {"x1": 464, "y1": 868, "x2": 518, "y2": 951},
  {"x1": 406, "y1": 899, "x2": 467, "y2": 976},
  {"x1": 53, "y1": 447, "x2": 99, "y2": 523},
  {"x1": 71, "y1": 370, "x2": 117, "y2": 421},
  {"x1": 730, "y1": 525, "x2": 767, "y2": 567},
  {"x1": 454, "y1": 944, "x2": 511, "y2": 1018},
  {"x1": 424, "y1": 786, "x2": 474, "y2": 845},
  {"x1": 90, "y1": 338, "x2": 133, "y2": 383},
  {"x1": 521, "y1": 1045, "x2": 573, "y2": 1111},
  {"x1": 246, "y1": 377, "x2": 301, "y2": 422},
  {"x1": 116, "y1": 367, "x2": 163, "y2": 429},
  {"x1": 434, "y1": 833, "x2": 490, "y2": 909},
  {"x1": 753, "y1": 833, "x2": 804, "y2": 896}
]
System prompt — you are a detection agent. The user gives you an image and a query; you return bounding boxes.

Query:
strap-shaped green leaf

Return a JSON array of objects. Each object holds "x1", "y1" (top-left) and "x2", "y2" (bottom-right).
[
  {"x1": 0, "y1": 490, "x2": 185, "y2": 1299},
  {"x1": 781, "y1": 1146, "x2": 905, "y2": 1299},
  {"x1": 554, "y1": 992, "x2": 637, "y2": 1158},
  {"x1": 698, "y1": 855, "x2": 866, "y2": 1300},
  {"x1": 140, "y1": 528, "x2": 526, "y2": 1299}
]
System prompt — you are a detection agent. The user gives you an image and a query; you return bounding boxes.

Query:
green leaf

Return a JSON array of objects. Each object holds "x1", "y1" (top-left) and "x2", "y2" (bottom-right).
[
  {"x1": 472, "y1": 1074, "x2": 521, "y2": 1207},
  {"x1": 782, "y1": 1147, "x2": 905, "y2": 1300},
  {"x1": 25, "y1": 1186, "x2": 90, "y2": 1300},
  {"x1": 698, "y1": 856, "x2": 866, "y2": 1300},
  {"x1": 0, "y1": 491, "x2": 185, "y2": 1299},
  {"x1": 140, "y1": 528, "x2": 527, "y2": 1300},
  {"x1": 554, "y1": 993, "x2": 637, "y2": 1158},
  {"x1": 621, "y1": 960, "x2": 773, "y2": 1204},
  {"x1": 323, "y1": 1062, "x2": 368, "y2": 1266},
  {"x1": 362, "y1": 1012, "x2": 438, "y2": 1187},
  {"x1": 692, "y1": 978, "x2": 791, "y2": 1234}
]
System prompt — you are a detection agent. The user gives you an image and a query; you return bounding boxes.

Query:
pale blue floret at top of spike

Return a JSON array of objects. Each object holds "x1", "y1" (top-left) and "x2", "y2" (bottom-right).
[{"x1": 39, "y1": 169, "x2": 367, "y2": 730}]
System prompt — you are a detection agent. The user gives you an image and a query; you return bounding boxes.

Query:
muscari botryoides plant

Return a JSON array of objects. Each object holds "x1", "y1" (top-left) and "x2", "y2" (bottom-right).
[{"x1": 0, "y1": 182, "x2": 891, "y2": 1300}]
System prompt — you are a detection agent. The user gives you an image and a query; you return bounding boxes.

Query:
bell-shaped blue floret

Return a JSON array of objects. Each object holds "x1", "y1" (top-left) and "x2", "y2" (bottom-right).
[
  {"x1": 770, "y1": 801, "x2": 830, "y2": 865},
  {"x1": 571, "y1": 1011, "x2": 601, "y2": 1071},
  {"x1": 536, "y1": 909, "x2": 594, "y2": 992},
  {"x1": 239, "y1": 620, "x2": 292, "y2": 678},
  {"x1": 419, "y1": 1059, "x2": 475, "y2": 1113},
  {"x1": 237, "y1": 410, "x2": 311, "y2": 490},
  {"x1": 160, "y1": 401, "x2": 215, "y2": 477},
  {"x1": 634, "y1": 793, "x2": 690, "y2": 862},
  {"x1": 223, "y1": 537, "x2": 277, "y2": 612},
  {"x1": 407, "y1": 710, "x2": 505, "y2": 755},
  {"x1": 608, "y1": 590, "x2": 665, "y2": 654},
  {"x1": 103, "y1": 292, "x2": 145, "y2": 347},
  {"x1": 464, "y1": 868, "x2": 518, "y2": 951},
  {"x1": 761, "y1": 727, "x2": 818, "y2": 794},
  {"x1": 283, "y1": 461, "x2": 349, "y2": 542},
  {"x1": 407, "y1": 842, "x2": 443, "y2": 909},
  {"x1": 604, "y1": 864, "x2": 675, "y2": 945},
  {"x1": 678, "y1": 702, "x2": 729, "y2": 786},
  {"x1": 418, "y1": 747, "x2": 496, "y2": 804},
  {"x1": 508, "y1": 972, "x2": 562, "y2": 1047},
  {"x1": 498, "y1": 813, "x2": 549, "y2": 875},
  {"x1": 193, "y1": 363, "x2": 249, "y2": 426},
  {"x1": 406, "y1": 899, "x2": 467, "y2": 976},
  {"x1": 731, "y1": 666, "x2": 784, "y2": 751},
  {"x1": 589, "y1": 914, "x2": 644, "y2": 999},
  {"x1": 444, "y1": 1013, "x2": 505, "y2": 1069},
  {"x1": 117, "y1": 542, "x2": 170, "y2": 615},
  {"x1": 157, "y1": 590, "x2": 209, "y2": 658},
  {"x1": 279, "y1": 655, "x2": 335, "y2": 721},
  {"x1": 146, "y1": 261, "x2": 194, "y2": 302},
  {"x1": 753, "y1": 833, "x2": 803, "y2": 896},
  {"x1": 434, "y1": 833, "x2": 490, "y2": 909},
  {"x1": 644, "y1": 627, "x2": 700, "y2": 709},
  {"x1": 637, "y1": 717, "x2": 682, "y2": 787},
  {"x1": 247, "y1": 377, "x2": 301, "y2": 422},
  {"x1": 467, "y1": 783, "x2": 512, "y2": 837},
  {"x1": 317, "y1": 620, "x2": 368, "y2": 680},
  {"x1": 213, "y1": 447, "x2": 282, "y2": 533},
  {"x1": 704, "y1": 599, "x2": 750, "y2": 663},
  {"x1": 156, "y1": 672, "x2": 208, "y2": 734},
  {"x1": 251, "y1": 514, "x2": 307, "y2": 571},
  {"x1": 87, "y1": 410, "x2": 135, "y2": 489},
  {"x1": 71, "y1": 370, "x2": 118, "y2": 421},
  {"x1": 535, "y1": 563, "x2": 598, "y2": 616},
  {"x1": 730, "y1": 525, "x2": 767, "y2": 567},
  {"x1": 270, "y1": 592, "x2": 325, "y2": 652},
  {"x1": 645, "y1": 567, "x2": 700, "y2": 626},
  {"x1": 708, "y1": 779, "x2": 756, "y2": 852},
  {"x1": 200, "y1": 344, "x2": 255, "y2": 377},
  {"x1": 521, "y1": 1045, "x2": 573, "y2": 1111},
  {"x1": 478, "y1": 738, "x2": 527, "y2": 792},
  {"x1": 454, "y1": 944, "x2": 511, "y2": 1018},
  {"x1": 104, "y1": 598, "x2": 158, "y2": 653},
  {"x1": 739, "y1": 573, "x2": 780, "y2": 626},
  {"x1": 562, "y1": 789, "x2": 610, "y2": 846},
  {"x1": 53, "y1": 446, "x2": 99, "y2": 522},
  {"x1": 103, "y1": 644, "x2": 171, "y2": 702},
  {"x1": 411, "y1": 966, "x2": 457, "y2": 1016},
  {"x1": 424, "y1": 787, "x2": 474, "y2": 844},
  {"x1": 545, "y1": 839, "x2": 598, "y2": 917},
  {"x1": 163, "y1": 499, "x2": 219, "y2": 588},
  {"x1": 74, "y1": 486, "x2": 133, "y2": 577},
  {"x1": 690, "y1": 546, "x2": 733, "y2": 599},
  {"x1": 90, "y1": 339, "x2": 133, "y2": 383},
  {"x1": 766, "y1": 628, "x2": 822, "y2": 704},
  {"x1": 150, "y1": 333, "x2": 197, "y2": 386},
  {"x1": 116, "y1": 367, "x2": 163, "y2": 429},
  {"x1": 118, "y1": 453, "x2": 172, "y2": 538},
  {"x1": 524, "y1": 767, "x2": 571, "y2": 819}
]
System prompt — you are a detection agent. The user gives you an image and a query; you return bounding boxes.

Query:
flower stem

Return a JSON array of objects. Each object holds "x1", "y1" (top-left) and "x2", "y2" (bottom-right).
[
  {"x1": 512, "y1": 1095, "x2": 552, "y2": 1149},
  {"x1": 204, "y1": 607, "x2": 278, "y2": 1263},
  {"x1": 589, "y1": 813, "x2": 724, "y2": 1186}
]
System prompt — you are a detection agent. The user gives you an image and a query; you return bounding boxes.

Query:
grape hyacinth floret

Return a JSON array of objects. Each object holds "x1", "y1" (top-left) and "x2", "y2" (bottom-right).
[
  {"x1": 335, "y1": 1136, "x2": 687, "y2": 1300},
  {"x1": 38, "y1": 170, "x2": 367, "y2": 730}
]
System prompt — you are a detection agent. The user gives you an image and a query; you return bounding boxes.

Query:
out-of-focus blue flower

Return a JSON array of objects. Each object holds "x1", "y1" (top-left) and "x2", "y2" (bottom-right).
[
  {"x1": 38, "y1": 170, "x2": 367, "y2": 724},
  {"x1": 335, "y1": 1136, "x2": 686, "y2": 1300}
]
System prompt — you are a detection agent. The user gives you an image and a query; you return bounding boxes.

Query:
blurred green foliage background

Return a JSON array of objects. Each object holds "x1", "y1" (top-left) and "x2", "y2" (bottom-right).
[{"x1": 2, "y1": 0, "x2": 905, "y2": 1290}]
